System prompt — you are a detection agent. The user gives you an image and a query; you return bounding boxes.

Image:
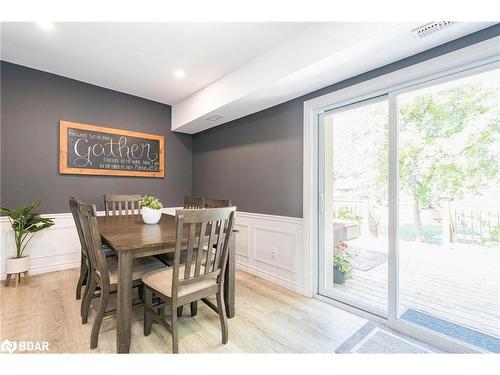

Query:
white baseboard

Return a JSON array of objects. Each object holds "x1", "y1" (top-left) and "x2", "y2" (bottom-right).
[
  {"x1": 30, "y1": 260, "x2": 81, "y2": 277},
  {"x1": 1, "y1": 208, "x2": 308, "y2": 298}
]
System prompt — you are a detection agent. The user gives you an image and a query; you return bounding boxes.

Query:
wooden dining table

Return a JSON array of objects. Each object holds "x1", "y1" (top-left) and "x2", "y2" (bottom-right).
[{"x1": 97, "y1": 213, "x2": 236, "y2": 354}]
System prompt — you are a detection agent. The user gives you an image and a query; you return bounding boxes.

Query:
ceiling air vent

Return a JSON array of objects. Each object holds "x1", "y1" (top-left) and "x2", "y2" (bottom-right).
[
  {"x1": 412, "y1": 21, "x2": 454, "y2": 38},
  {"x1": 206, "y1": 114, "x2": 224, "y2": 122}
]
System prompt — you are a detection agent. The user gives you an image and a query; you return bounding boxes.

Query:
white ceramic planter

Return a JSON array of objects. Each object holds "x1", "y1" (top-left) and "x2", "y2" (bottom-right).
[
  {"x1": 141, "y1": 206, "x2": 162, "y2": 224},
  {"x1": 6, "y1": 255, "x2": 31, "y2": 274}
]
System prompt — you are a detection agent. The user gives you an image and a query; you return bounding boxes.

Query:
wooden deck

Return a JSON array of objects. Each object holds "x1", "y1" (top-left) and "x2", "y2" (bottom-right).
[{"x1": 332, "y1": 238, "x2": 500, "y2": 339}]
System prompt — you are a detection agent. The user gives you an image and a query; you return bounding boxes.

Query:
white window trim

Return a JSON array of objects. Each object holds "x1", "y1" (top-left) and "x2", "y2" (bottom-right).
[{"x1": 302, "y1": 35, "x2": 500, "y2": 352}]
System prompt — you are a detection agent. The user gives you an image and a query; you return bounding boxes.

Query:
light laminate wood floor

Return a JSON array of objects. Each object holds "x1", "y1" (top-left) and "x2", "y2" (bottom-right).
[{"x1": 1, "y1": 268, "x2": 374, "y2": 353}]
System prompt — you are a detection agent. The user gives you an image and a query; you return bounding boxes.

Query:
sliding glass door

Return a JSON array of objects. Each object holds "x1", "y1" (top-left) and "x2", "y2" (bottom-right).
[
  {"x1": 395, "y1": 66, "x2": 500, "y2": 352},
  {"x1": 318, "y1": 97, "x2": 389, "y2": 317},
  {"x1": 318, "y1": 61, "x2": 500, "y2": 352}
]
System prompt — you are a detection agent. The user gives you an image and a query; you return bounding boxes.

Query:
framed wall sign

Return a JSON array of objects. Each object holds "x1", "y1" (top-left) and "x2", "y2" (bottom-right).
[{"x1": 59, "y1": 120, "x2": 165, "y2": 178}]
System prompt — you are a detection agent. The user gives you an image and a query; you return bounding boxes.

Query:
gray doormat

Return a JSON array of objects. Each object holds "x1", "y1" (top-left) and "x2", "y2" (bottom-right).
[
  {"x1": 335, "y1": 321, "x2": 439, "y2": 354},
  {"x1": 401, "y1": 308, "x2": 500, "y2": 353},
  {"x1": 348, "y1": 246, "x2": 387, "y2": 271}
]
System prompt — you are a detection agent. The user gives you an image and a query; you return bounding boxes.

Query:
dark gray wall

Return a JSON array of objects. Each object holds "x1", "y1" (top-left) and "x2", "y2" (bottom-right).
[
  {"x1": 193, "y1": 24, "x2": 500, "y2": 218},
  {"x1": 0, "y1": 62, "x2": 192, "y2": 213}
]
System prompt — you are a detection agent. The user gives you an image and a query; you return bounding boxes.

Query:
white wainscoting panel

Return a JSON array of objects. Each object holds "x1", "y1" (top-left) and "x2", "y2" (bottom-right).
[
  {"x1": 0, "y1": 207, "x2": 180, "y2": 280},
  {"x1": 234, "y1": 223, "x2": 250, "y2": 258},
  {"x1": 234, "y1": 212, "x2": 307, "y2": 296},
  {"x1": 0, "y1": 213, "x2": 81, "y2": 280},
  {"x1": 1, "y1": 208, "x2": 308, "y2": 297}
]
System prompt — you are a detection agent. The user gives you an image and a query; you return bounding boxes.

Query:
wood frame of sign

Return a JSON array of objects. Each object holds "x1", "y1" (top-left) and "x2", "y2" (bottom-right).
[{"x1": 59, "y1": 120, "x2": 165, "y2": 178}]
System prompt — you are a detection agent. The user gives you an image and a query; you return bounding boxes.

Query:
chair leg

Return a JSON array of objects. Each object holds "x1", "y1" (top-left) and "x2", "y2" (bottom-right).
[
  {"x1": 90, "y1": 283, "x2": 109, "y2": 350},
  {"x1": 143, "y1": 287, "x2": 153, "y2": 336},
  {"x1": 81, "y1": 273, "x2": 96, "y2": 324},
  {"x1": 171, "y1": 304, "x2": 179, "y2": 354},
  {"x1": 177, "y1": 306, "x2": 183, "y2": 317},
  {"x1": 138, "y1": 284, "x2": 145, "y2": 302},
  {"x1": 216, "y1": 292, "x2": 228, "y2": 344},
  {"x1": 190, "y1": 301, "x2": 198, "y2": 317},
  {"x1": 76, "y1": 253, "x2": 88, "y2": 300}
]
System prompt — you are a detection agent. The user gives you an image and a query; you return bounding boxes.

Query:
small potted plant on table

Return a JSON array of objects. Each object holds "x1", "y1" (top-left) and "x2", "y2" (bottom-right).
[
  {"x1": 139, "y1": 195, "x2": 163, "y2": 224},
  {"x1": 1, "y1": 200, "x2": 54, "y2": 287},
  {"x1": 333, "y1": 241, "x2": 352, "y2": 284}
]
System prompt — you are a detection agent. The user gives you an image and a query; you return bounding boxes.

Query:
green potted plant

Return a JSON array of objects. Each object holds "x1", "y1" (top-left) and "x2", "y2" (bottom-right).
[
  {"x1": 333, "y1": 241, "x2": 352, "y2": 284},
  {"x1": 1, "y1": 200, "x2": 54, "y2": 285},
  {"x1": 139, "y1": 195, "x2": 163, "y2": 224}
]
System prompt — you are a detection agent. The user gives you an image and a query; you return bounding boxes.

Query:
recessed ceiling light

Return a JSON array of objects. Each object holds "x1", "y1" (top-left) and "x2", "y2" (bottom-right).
[
  {"x1": 36, "y1": 22, "x2": 55, "y2": 32},
  {"x1": 173, "y1": 69, "x2": 186, "y2": 80}
]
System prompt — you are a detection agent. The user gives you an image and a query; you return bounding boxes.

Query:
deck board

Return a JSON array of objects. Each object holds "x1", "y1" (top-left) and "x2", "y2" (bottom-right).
[{"x1": 331, "y1": 239, "x2": 500, "y2": 339}]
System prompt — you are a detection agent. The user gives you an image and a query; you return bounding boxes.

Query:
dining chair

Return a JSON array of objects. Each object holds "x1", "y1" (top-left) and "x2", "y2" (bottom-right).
[
  {"x1": 183, "y1": 196, "x2": 206, "y2": 209},
  {"x1": 75, "y1": 200, "x2": 164, "y2": 349},
  {"x1": 205, "y1": 198, "x2": 233, "y2": 208},
  {"x1": 189, "y1": 198, "x2": 234, "y2": 317},
  {"x1": 142, "y1": 206, "x2": 236, "y2": 353},
  {"x1": 103, "y1": 194, "x2": 142, "y2": 216},
  {"x1": 70, "y1": 197, "x2": 114, "y2": 303},
  {"x1": 183, "y1": 197, "x2": 233, "y2": 317},
  {"x1": 157, "y1": 195, "x2": 207, "y2": 316}
]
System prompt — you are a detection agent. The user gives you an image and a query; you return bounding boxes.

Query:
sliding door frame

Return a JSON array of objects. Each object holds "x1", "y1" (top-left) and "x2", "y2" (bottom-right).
[{"x1": 303, "y1": 36, "x2": 500, "y2": 353}]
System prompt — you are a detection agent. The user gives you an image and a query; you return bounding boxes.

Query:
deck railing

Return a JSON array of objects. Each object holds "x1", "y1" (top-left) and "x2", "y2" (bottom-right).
[
  {"x1": 333, "y1": 199, "x2": 379, "y2": 237},
  {"x1": 333, "y1": 199, "x2": 499, "y2": 247},
  {"x1": 451, "y1": 206, "x2": 500, "y2": 246}
]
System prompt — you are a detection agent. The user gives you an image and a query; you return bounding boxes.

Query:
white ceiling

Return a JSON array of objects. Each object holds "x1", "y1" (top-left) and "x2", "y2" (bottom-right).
[
  {"x1": 172, "y1": 22, "x2": 496, "y2": 133},
  {"x1": 0, "y1": 22, "x2": 312, "y2": 103},
  {"x1": 1, "y1": 22, "x2": 496, "y2": 134}
]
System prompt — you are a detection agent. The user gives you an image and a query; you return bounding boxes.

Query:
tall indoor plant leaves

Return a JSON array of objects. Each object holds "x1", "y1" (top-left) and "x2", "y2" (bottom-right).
[{"x1": 0, "y1": 200, "x2": 54, "y2": 258}]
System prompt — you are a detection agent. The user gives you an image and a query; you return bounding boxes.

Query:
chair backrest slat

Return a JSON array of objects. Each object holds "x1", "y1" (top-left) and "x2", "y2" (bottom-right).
[
  {"x1": 213, "y1": 221, "x2": 225, "y2": 272},
  {"x1": 183, "y1": 223, "x2": 196, "y2": 280},
  {"x1": 104, "y1": 194, "x2": 142, "y2": 216},
  {"x1": 184, "y1": 196, "x2": 206, "y2": 209},
  {"x1": 193, "y1": 222, "x2": 207, "y2": 277},
  {"x1": 204, "y1": 221, "x2": 217, "y2": 274},
  {"x1": 172, "y1": 207, "x2": 236, "y2": 298}
]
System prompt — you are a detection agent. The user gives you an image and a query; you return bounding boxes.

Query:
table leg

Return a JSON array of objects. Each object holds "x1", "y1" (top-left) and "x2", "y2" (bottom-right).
[
  {"x1": 117, "y1": 251, "x2": 133, "y2": 353},
  {"x1": 224, "y1": 233, "x2": 236, "y2": 318}
]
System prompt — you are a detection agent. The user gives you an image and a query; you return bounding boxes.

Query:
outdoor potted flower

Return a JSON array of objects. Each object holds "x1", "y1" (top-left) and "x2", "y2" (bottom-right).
[
  {"x1": 139, "y1": 195, "x2": 163, "y2": 224},
  {"x1": 0, "y1": 200, "x2": 54, "y2": 284},
  {"x1": 333, "y1": 241, "x2": 352, "y2": 284}
]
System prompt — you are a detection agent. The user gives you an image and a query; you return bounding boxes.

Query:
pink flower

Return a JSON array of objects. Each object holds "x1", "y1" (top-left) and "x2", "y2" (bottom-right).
[{"x1": 337, "y1": 241, "x2": 348, "y2": 251}]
